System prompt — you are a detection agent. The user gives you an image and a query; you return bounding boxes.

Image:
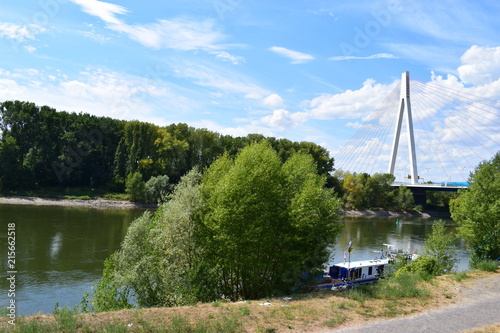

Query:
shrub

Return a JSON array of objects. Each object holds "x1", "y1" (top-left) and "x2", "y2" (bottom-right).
[
  {"x1": 375, "y1": 272, "x2": 430, "y2": 299},
  {"x1": 422, "y1": 220, "x2": 458, "y2": 275},
  {"x1": 475, "y1": 260, "x2": 499, "y2": 272},
  {"x1": 395, "y1": 255, "x2": 440, "y2": 277},
  {"x1": 144, "y1": 175, "x2": 170, "y2": 203}
]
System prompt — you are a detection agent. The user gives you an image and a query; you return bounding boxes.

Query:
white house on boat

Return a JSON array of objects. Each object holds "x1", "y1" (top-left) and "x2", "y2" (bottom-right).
[{"x1": 328, "y1": 258, "x2": 390, "y2": 285}]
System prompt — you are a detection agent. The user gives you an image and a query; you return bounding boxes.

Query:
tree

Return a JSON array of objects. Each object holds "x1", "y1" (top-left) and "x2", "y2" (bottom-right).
[
  {"x1": 89, "y1": 169, "x2": 203, "y2": 310},
  {"x1": 144, "y1": 175, "x2": 170, "y2": 203},
  {"x1": 390, "y1": 185, "x2": 414, "y2": 211},
  {"x1": 125, "y1": 172, "x2": 145, "y2": 202},
  {"x1": 450, "y1": 152, "x2": 500, "y2": 266},
  {"x1": 422, "y1": 220, "x2": 458, "y2": 274},
  {"x1": 89, "y1": 142, "x2": 342, "y2": 309},
  {"x1": 200, "y1": 142, "x2": 342, "y2": 300}
]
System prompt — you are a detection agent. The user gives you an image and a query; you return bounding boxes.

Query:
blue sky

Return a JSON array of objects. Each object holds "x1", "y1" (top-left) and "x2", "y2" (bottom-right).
[{"x1": 1, "y1": 0, "x2": 499, "y2": 182}]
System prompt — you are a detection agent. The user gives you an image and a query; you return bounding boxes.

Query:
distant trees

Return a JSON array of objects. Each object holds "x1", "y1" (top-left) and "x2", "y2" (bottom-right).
[
  {"x1": 88, "y1": 142, "x2": 343, "y2": 310},
  {"x1": 0, "y1": 101, "x2": 335, "y2": 201},
  {"x1": 450, "y1": 152, "x2": 500, "y2": 266},
  {"x1": 337, "y1": 171, "x2": 416, "y2": 211}
]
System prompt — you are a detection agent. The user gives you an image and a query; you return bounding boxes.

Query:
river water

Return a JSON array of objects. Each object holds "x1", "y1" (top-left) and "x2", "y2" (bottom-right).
[{"x1": 0, "y1": 204, "x2": 470, "y2": 316}]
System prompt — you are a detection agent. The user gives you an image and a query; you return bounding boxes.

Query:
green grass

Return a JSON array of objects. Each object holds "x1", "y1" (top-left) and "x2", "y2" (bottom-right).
[
  {"x1": 451, "y1": 272, "x2": 471, "y2": 282},
  {"x1": 476, "y1": 260, "x2": 499, "y2": 272},
  {"x1": 324, "y1": 313, "x2": 348, "y2": 328},
  {"x1": 7, "y1": 311, "x2": 244, "y2": 333}
]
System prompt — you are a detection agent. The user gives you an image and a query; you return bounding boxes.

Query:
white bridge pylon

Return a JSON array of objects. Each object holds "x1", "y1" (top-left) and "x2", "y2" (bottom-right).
[{"x1": 388, "y1": 71, "x2": 419, "y2": 185}]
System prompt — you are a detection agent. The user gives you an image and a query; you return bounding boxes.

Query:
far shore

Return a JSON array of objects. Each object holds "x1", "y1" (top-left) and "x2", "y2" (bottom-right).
[
  {"x1": 0, "y1": 195, "x2": 157, "y2": 209},
  {"x1": 0, "y1": 195, "x2": 449, "y2": 217}
]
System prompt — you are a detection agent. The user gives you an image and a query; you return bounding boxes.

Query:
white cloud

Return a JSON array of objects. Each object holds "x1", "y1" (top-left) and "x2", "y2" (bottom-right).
[
  {"x1": 262, "y1": 93, "x2": 284, "y2": 109},
  {"x1": 329, "y1": 53, "x2": 397, "y2": 61},
  {"x1": 24, "y1": 45, "x2": 37, "y2": 53},
  {"x1": 210, "y1": 51, "x2": 245, "y2": 65},
  {"x1": 457, "y1": 45, "x2": 500, "y2": 86},
  {"x1": 118, "y1": 18, "x2": 225, "y2": 50},
  {"x1": 0, "y1": 67, "x2": 194, "y2": 124},
  {"x1": 171, "y1": 60, "x2": 270, "y2": 99},
  {"x1": 259, "y1": 109, "x2": 308, "y2": 130},
  {"x1": 268, "y1": 46, "x2": 314, "y2": 64},
  {"x1": 0, "y1": 22, "x2": 46, "y2": 41},
  {"x1": 69, "y1": 0, "x2": 128, "y2": 25},
  {"x1": 307, "y1": 78, "x2": 398, "y2": 119},
  {"x1": 70, "y1": 0, "x2": 225, "y2": 50}
]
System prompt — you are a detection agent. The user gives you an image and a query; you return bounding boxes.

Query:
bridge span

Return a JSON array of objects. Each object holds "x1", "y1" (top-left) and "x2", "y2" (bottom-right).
[{"x1": 391, "y1": 182, "x2": 469, "y2": 205}]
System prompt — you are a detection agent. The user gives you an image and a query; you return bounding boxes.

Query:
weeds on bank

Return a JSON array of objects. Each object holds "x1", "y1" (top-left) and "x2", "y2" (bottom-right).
[
  {"x1": 475, "y1": 260, "x2": 499, "y2": 272},
  {"x1": 7, "y1": 310, "x2": 244, "y2": 333}
]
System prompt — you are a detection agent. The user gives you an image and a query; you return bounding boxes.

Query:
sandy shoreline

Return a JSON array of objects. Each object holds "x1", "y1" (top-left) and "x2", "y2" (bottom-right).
[
  {"x1": 0, "y1": 195, "x2": 437, "y2": 217},
  {"x1": 0, "y1": 195, "x2": 157, "y2": 209},
  {"x1": 342, "y1": 209, "x2": 432, "y2": 218}
]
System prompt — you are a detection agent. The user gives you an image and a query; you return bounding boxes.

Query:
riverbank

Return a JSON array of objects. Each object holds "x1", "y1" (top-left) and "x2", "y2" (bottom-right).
[
  {"x1": 2, "y1": 271, "x2": 498, "y2": 332},
  {"x1": 0, "y1": 195, "x2": 449, "y2": 217},
  {"x1": 0, "y1": 195, "x2": 157, "y2": 209},
  {"x1": 342, "y1": 209, "x2": 432, "y2": 218}
]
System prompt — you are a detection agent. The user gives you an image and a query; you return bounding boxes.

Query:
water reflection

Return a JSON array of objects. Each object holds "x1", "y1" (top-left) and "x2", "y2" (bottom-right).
[
  {"x1": 0, "y1": 204, "x2": 147, "y2": 315},
  {"x1": 49, "y1": 232, "x2": 63, "y2": 261}
]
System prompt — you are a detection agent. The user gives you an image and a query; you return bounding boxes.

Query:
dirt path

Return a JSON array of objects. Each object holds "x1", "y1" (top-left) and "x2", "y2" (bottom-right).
[{"x1": 325, "y1": 273, "x2": 500, "y2": 333}]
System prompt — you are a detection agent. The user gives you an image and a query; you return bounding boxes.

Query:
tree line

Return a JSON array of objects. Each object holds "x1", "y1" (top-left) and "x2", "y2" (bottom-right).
[{"x1": 0, "y1": 101, "x2": 333, "y2": 202}]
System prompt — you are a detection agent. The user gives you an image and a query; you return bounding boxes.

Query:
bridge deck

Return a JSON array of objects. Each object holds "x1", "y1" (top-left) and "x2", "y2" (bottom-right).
[{"x1": 391, "y1": 183, "x2": 468, "y2": 192}]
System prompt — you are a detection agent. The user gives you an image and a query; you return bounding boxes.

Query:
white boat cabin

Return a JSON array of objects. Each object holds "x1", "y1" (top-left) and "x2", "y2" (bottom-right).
[{"x1": 328, "y1": 258, "x2": 390, "y2": 283}]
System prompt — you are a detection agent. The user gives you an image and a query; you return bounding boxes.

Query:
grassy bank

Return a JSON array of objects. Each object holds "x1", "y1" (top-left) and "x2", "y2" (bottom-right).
[{"x1": 1, "y1": 271, "x2": 497, "y2": 333}]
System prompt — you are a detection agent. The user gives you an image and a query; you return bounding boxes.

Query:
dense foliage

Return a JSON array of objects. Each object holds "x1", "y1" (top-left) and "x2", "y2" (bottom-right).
[
  {"x1": 335, "y1": 171, "x2": 416, "y2": 211},
  {"x1": 421, "y1": 220, "x2": 458, "y2": 274},
  {"x1": 88, "y1": 142, "x2": 343, "y2": 310},
  {"x1": 450, "y1": 152, "x2": 500, "y2": 266},
  {"x1": 0, "y1": 101, "x2": 334, "y2": 201}
]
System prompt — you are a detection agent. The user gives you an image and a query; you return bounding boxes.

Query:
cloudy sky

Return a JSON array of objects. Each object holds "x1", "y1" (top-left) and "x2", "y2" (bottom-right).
[{"x1": 1, "y1": 0, "x2": 499, "y2": 182}]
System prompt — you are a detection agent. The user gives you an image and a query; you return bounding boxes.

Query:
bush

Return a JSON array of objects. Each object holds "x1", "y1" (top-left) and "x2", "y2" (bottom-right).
[
  {"x1": 475, "y1": 260, "x2": 499, "y2": 272},
  {"x1": 422, "y1": 220, "x2": 458, "y2": 275},
  {"x1": 375, "y1": 272, "x2": 430, "y2": 299},
  {"x1": 395, "y1": 255, "x2": 440, "y2": 277},
  {"x1": 144, "y1": 175, "x2": 170, "y2": 203}
]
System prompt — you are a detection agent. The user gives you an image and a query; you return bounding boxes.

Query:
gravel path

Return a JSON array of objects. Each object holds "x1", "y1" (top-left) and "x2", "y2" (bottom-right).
[{"x1": 328, "y1": 273, "x2": 500, "y2": 333}]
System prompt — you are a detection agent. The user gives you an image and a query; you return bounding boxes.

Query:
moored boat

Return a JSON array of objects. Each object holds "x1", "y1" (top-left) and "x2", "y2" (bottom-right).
[{"x1": 319, "y1": 243, "x2": 418, "y2": 290}]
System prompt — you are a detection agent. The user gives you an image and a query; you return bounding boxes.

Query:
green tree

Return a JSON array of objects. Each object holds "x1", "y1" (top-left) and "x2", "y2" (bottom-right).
[
  {"x1": 125, "y1": 172, "x2": 145, "y2": 202},
  {"x1": 87, "y1": 142, "x2": 342, "y2": 308},
  {"x1": 450, "y1": 152, "x2": 500, "y2": 266},
  {"x1": 200, "y1": 142, "x2": 342, "y2": 300},
  {"x1": 422, "y1": 220, "x2": 458, "y2": 275},
  {"x1": 144, "y1": 175, "x2": 170, "y2": 203},
  {"x1": 89, "y1": 169, "x2": 203, "y2": 309},
  {"x1": 390, "y1": 185, "x2": 414, "y2": 211}
]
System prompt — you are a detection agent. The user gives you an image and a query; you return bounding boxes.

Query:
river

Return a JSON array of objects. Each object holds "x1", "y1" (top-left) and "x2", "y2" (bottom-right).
[{"x1": 0, "y1": 204, "x2": 470, "y2": 316}]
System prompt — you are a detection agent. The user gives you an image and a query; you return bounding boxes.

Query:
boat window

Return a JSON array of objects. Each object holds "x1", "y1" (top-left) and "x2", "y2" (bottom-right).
[{"x1": 368, "y1": 266, "x2": 373, "y2": 275}]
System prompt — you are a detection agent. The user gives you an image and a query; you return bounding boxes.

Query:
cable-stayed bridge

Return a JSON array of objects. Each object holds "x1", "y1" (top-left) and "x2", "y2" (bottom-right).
[{"x1": 334, "y1": 71, "x2": 499, "y2": 188}]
